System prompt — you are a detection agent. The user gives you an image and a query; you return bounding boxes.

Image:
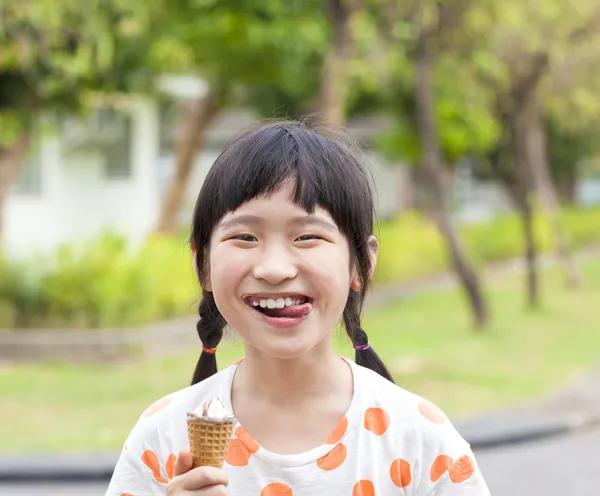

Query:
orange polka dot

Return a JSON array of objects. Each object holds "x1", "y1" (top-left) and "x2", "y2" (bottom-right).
[
  {"x1": 431, "y1": 455, "x2": 453, "y2": 482},
  {"x1": 449, "y1": 455, "x2": 475, "y2": 483},
  {"x1": 235, "y1": 425, "x2": 260, "y2": 453},
  {"x1": 141, "y1": 450, "x2": 167, "y2": 483},
  {"x1": 317, "y1": 443, "x2": 347, "y2": 471},
  {"x1": 418, "y1": 400, "x2": 447, "y2": 425},
  {"x1": 166, "y1": 453, "x2": 176, "y2": 480},
  {"x1": 352, "y1": 480, "x2": 375, "y2": 496},
  {"x1": 325, "y1": 416, "x2": 348, "y2": 444},
  {"x1": 261, "y1": 482, "x2": 293, "y2": 496},
  {"x1": 120, "y1": 494, "x2": 133, "y2": 496},
  {"x1": 225, "y1": 438, "x2": 252, "y2": 467},
  {"x1": 364, "y1": 408, "x2": 390, "y2": 435},
  {"x1": 390, "y1": 458, "x2": 412, "y2": 488},
  {"x1": 143, "y1": 396, "x2": 171, "y2": 417}
]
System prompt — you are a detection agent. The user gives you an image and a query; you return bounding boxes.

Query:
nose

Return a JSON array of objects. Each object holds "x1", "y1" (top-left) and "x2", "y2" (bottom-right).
[{"x1": 252, "y1": 242, "x2": 298, "y2": 284}]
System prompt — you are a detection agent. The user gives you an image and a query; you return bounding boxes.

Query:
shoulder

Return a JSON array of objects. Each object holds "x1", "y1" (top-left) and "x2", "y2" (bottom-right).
[
  {"x1": 352, "y1": 361, "x2": 469, "y2": 446},
  {"x1": 352, "y1": 362, "x2": 486, "y2": 492},
  {"x1": 127, "y1": 366, "x2": 234, "y2": 440},
  {"x1": 352, "y1": 361, "x2": 425, "y2": 419}
]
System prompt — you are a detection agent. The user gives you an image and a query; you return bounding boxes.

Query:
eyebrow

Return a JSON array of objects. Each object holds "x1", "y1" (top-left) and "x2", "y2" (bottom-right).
[{"x1": 217, "y1": 214, "x2": 338, "y2": 232}]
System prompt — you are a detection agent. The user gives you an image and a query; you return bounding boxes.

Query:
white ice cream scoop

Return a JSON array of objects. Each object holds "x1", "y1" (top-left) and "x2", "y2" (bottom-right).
[{"x1": 194, "y1": 397, "x2": 231, "y2": 419}]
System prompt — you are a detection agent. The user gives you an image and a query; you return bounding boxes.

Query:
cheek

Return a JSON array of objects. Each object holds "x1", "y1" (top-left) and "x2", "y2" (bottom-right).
[
  {"x1": 209, "y1": 246, "x2": 249, "y2": 294},
  {"x1": 306, "y1": 245, "x2": 352, "y2": 293}
]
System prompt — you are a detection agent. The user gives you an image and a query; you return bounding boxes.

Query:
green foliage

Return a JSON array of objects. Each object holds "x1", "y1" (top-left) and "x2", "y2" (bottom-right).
[
  {"x1": 0, "y1": 0, "x2": 156, "y2": 145},
  {"x1": 372, "y1": 55, "x2": 500, "y2": 166},
  {"x1": 546, "y1": 118, "x2": 600, "y2": 181},
  {"x1": 461, "y1": 213, "x2": 555, "y2": 266},
  {"x1": 375, "y1": 211, "x2": 447, "y2": 282},
  {"x1": 156, "y1": 0, "x2": 325, "y2": 93},
  {"x1": 374, "y1": 206, "x2": 600, "y2": 284},
  {"x1": 560, "y1": 206, "x2": 600, "y2": 248},
  {"x1": 1, "y1": 206, "x2": 600, "y2": 328},
  {"x1": 0, "y1": 252, "x2": 46, "y2": 328},
  {"x1": 0, "y1": 233, "x2": 198, "y2": 329}
]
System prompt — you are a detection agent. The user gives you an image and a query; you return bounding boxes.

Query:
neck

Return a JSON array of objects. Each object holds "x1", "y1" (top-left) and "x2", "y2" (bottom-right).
[{"x1": 233, "y1": 341, "x2": 350, "y2": 407}]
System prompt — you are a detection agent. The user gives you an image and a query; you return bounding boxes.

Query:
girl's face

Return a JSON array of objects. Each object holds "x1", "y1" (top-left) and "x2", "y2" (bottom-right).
[{"x1": 204, "y1": 183, "x2": 357, "y2": 359}]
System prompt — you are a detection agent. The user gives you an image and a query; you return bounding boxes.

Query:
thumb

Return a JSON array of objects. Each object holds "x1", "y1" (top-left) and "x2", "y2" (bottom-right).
[{"x1": 174, "y1": 450, "x2": 194, "y2": 477}]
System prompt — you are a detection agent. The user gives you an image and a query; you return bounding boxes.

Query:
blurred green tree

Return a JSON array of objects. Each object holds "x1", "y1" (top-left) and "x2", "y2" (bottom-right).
[
  {"x1": 153, "y1": 0, "x2": 327, "y2": 233},
  {"x1": 479, "y1": 0, "x2": 600, "y2": 302},
  {"x1": 0, "y1": 0, "x2": 157, "y2": 235},
  {"x1": 372, "y1": 0, "x2": 498, "y2": 329},
  {"x1": 546, "y1": 121, "x2": 600, "y2": 205},
  {"x1": 544, "y1": 39, "x2": 600, "y2": 204}
]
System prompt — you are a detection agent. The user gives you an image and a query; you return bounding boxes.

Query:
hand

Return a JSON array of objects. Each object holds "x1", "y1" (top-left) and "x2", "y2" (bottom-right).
[{"x1": 166, "y1": 450, "x2": 229, "y2": 495}]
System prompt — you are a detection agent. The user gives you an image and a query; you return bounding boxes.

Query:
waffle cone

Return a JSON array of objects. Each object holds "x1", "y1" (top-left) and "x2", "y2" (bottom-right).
[{"x1": 187, "y1": 414, "x2": 235, "y2": 469}]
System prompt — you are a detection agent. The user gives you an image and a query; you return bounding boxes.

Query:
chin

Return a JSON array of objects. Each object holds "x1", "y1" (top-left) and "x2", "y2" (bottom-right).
[
  {"x1": 252, "y1": 335, "x2": 330, "y2": 361},
  {"x1": 258, "y1": 344, "x2": 309, "y2": 360}
]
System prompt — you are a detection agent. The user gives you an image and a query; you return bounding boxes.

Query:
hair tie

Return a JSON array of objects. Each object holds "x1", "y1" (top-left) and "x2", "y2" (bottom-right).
[
  {"x1": 354, "y1": 343, "x2": 370, "y2": 351},
  {"x1": 202, "y1": 345, "x2": 217, "y2": 354}
]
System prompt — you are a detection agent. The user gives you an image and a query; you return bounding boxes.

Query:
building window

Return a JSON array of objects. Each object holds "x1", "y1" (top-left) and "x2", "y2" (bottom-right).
[
  {"x1": 12, "y1": 150, "x2": 42, "y2": 195},
  {"x1": 103, "y1": 110, "x2": 133, "y2": 179}
]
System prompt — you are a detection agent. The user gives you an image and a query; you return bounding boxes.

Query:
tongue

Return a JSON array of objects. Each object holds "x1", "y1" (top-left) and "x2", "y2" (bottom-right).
[{"x1": 262, "y1": 303, "x2": 312, "y2": 318}]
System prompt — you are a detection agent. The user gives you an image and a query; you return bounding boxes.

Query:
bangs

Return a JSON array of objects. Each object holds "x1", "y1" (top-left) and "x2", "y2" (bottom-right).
[{"x1": 193, "y1": 121, "x2": 375, "y2": 240}]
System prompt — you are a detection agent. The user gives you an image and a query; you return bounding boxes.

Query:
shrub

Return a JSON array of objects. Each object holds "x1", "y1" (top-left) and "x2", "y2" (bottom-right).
[
  {"x1": 374, "y1": 206, "x2": 600, "y2": 285},
  {"x1": 1, "y1": 206, "x2": 599, "y2": 329},
  {"x1": 561, "y1": 206, "x2": 600, "y2": 249},
  {"x1": 0, "y1": 232, "x2": 199, "y2": 329},
  {"x1": 375, "y1": 212, "x2": 446, "y2": 284},
  {"x1": 461, "y1": 212, "x2": 555, "y2": 267}
]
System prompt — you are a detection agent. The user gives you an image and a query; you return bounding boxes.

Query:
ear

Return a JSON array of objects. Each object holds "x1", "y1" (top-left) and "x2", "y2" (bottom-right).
[
  {"x1": 192, "y1": 247, "x2": 212, "y2": 291},
  {"x1": 367, "y1": 235, "x2": 378, "y2": 279},
  {"x1": 351, "y1": 235, "x2": 379, "y2": 292}
]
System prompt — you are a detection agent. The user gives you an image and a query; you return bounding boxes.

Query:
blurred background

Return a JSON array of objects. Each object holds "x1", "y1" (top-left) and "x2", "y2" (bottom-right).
[{"x1": 1, "y1": 0, "x2": 600, "y2": 494}]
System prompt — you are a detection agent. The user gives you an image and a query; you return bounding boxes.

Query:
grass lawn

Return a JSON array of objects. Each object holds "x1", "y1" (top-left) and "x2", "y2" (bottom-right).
[{"x1": 2, "y1": 257, "x2": 600, "y2": 453}]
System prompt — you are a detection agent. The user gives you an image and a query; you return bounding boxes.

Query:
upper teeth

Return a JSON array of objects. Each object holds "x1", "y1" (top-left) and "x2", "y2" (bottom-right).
[{"x1": 252, "y1": 298, "x2": 303, "y2": 308}]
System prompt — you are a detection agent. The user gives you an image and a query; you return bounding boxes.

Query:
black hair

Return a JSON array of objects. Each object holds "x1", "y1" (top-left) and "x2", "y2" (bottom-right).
[{"x1": 189, "y1": 119, "x2": 394, "y2": 385}]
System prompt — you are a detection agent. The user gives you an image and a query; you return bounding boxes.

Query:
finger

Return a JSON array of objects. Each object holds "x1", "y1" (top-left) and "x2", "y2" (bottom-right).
[
  {"x1": 176, "y1": 465, "x2": 229, "y2": 490},
  {"x1": 195, "y1": 484, "x2": 228, "y2": 496},
  {"x1": 174, "y1": 450, "x2": 194, "y2": 477}
]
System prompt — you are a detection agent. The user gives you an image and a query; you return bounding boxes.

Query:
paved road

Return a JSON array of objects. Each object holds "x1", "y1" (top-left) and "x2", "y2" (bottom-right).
[
  {"x1": 3, "y1": 427, "x2": 600, "y2": 495},
  {"x1": 476, "y1": 426, "x2": 600, "y2": 495},
  {"x1": 0, "y1": 482, "x2": 107, "y2": 495}
]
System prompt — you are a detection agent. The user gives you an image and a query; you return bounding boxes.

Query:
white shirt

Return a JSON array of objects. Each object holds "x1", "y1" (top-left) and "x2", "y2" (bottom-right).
[{"x1": 106, "y1": 359, "x2": 490, "y2": 495}]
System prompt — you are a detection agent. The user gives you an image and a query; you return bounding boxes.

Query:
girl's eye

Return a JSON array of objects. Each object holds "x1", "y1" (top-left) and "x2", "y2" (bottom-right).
[
  {"x1": 296, "y1": 234, "x2": 322, "y2": 242},
  {"x1": 232, "y1": 234, "x2": 257, "y2": 242}
]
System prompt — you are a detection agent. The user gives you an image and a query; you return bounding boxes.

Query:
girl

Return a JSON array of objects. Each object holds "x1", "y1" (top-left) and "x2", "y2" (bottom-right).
[{"x1": 107, "y1": 121, "x2": 490, "y2": 495}]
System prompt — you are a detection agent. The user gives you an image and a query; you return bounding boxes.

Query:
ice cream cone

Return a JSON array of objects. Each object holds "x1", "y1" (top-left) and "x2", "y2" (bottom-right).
[{"x1": 187, "y1": 413, "x2": 235, "y2": 469}]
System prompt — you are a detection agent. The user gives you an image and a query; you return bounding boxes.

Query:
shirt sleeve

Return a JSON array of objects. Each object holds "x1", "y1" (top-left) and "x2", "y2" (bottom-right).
[
  {"x1": 425, "y1": 447, "x2": 490, "y2": 496},
  {"x1": 414, "y1": 414, "x2": 491, "y2": 496},
  {"x1": 105, "y1": 412, "x2": 175, "y2": 496}
]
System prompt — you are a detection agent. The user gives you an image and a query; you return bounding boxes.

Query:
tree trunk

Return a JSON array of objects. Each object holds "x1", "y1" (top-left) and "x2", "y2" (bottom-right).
[
  {"x1": 492, "y1": 138, "x2": 540, "y2": 308},
  {"x1": 155, "y1": 88, "x2": 222, "y2": 234},
  {"x1": 0, "y1": 134, "x2": 31, "y2": 236},
  {"x1": 316, "y1": 0, "x2": 361, "y2": 126},
  {"x1": 555, "y1": 171, "x2": 577, "y2": 205},
  {"x1": 520, "y1": 195, "x2": 539, "y2": 307},
  {"x1": 510, "y1": 108, "x2": 540, "y2": 306},
  {"x1": 414, "y1": 45, "x2": 489, "y2": 329},
  {"x1": 524, "y1": 100, "x2": 581, "y2": 287}
]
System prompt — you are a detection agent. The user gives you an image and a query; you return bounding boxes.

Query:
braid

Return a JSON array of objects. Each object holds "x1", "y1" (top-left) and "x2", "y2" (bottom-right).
[
  {"x1": 343, "y1": 291, "x2": 395, "y2": 383},
  {"x1": 191, "y1": 291, "x2": 226, "y2": 385}
]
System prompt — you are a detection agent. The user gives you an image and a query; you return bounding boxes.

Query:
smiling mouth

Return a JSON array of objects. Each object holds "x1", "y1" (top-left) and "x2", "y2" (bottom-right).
[{"x1": 244, "y1": 295, "x2": 313, "y2": 319}]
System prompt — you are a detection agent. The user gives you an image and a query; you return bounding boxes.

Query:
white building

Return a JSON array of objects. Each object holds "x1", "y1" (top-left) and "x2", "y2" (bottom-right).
[
  {"x1": 4, "y1": 98, "x2": 161, "y2": 257},
  {"x1": 3, "y1": 94, "x2": 410, "y2": 258},
  {"x1": 7, "y1": 79, "x2": 598, "y2": 260}
]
